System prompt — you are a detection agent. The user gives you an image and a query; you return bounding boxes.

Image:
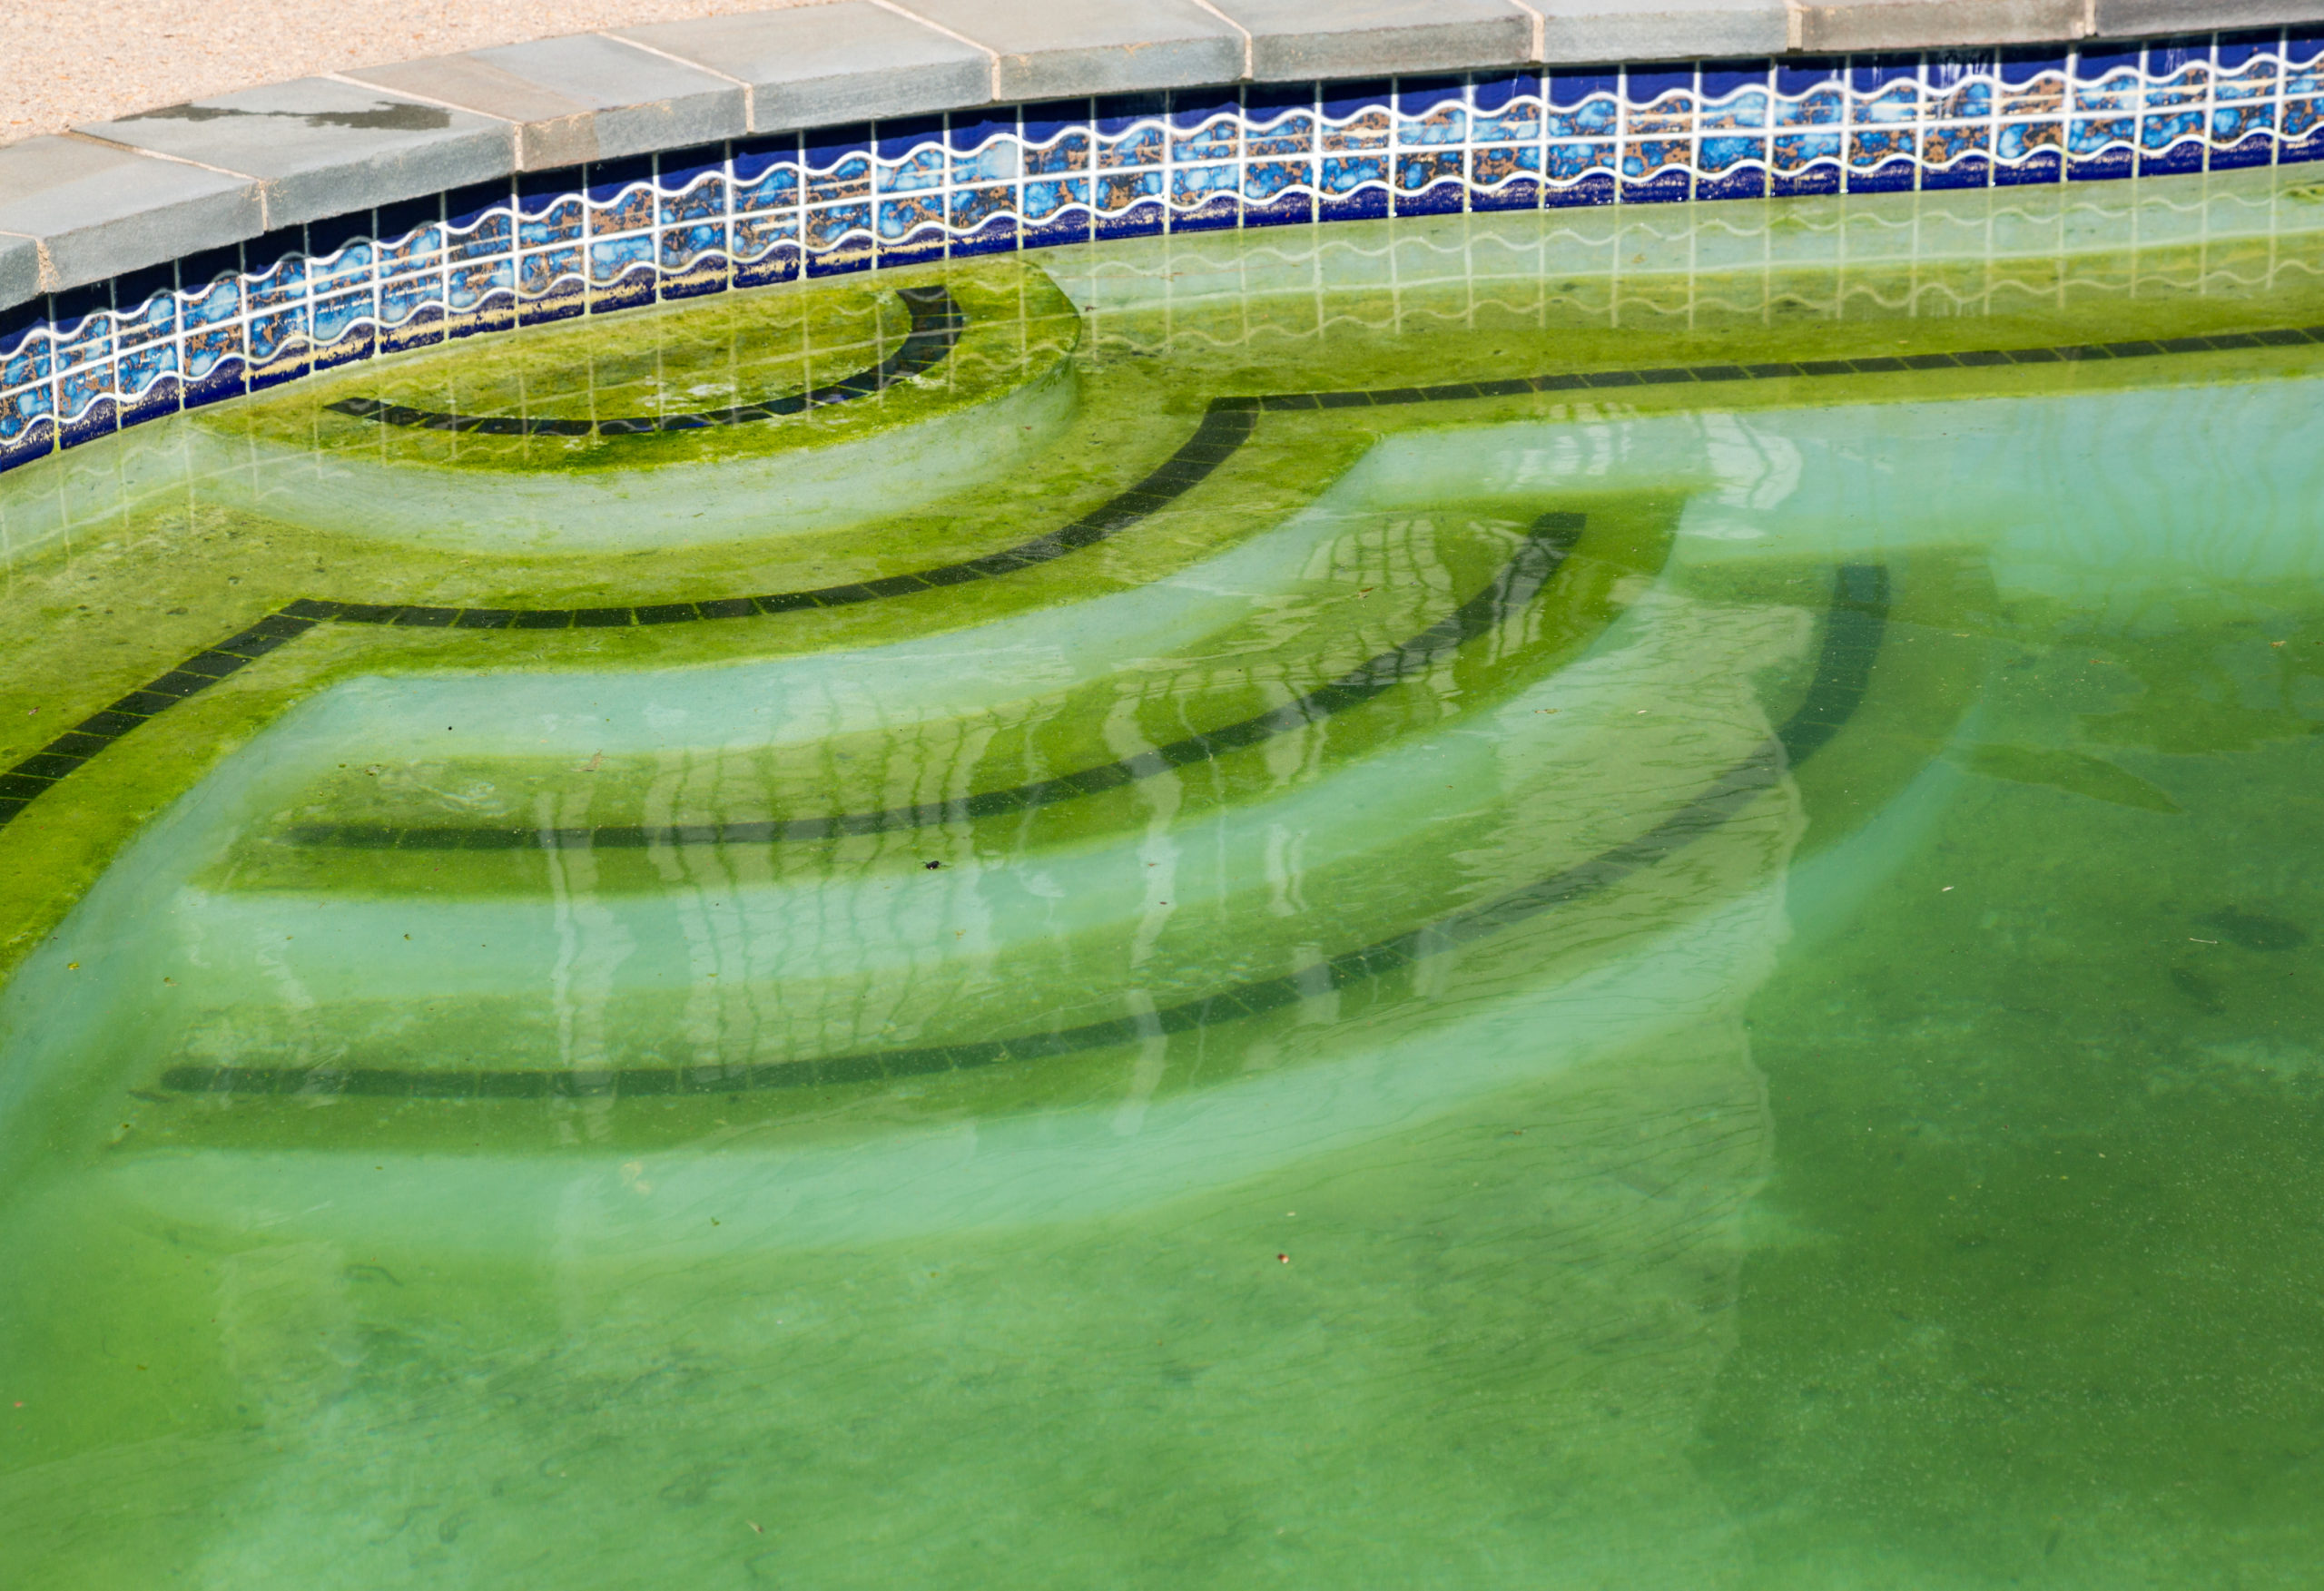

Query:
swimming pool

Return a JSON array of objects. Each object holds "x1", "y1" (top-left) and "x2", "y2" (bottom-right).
[{"x1": 4, "y1": 164, "x2": 2324, "y2": 1586}]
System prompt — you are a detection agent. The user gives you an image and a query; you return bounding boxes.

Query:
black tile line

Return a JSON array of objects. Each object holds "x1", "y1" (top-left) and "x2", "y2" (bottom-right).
[
  {"x1": 153, "y1": 563, "x2": 1886, "y2": 1103},
  {"x1": 1250, "y1": 325, "x2": 2324, "y2": 412},
  {"x1": 288, "y1": 511, "x2": 1590, "y2": 854},
  {"x1": 0, "y1": 311, "x2": 2261, "y2": 836},
  {"x1": 323, "y1": 286, "x2": 969, "y2": 437},
  {"x1": 0, "y1": 404, "x2": 1258, "y2": 834}
]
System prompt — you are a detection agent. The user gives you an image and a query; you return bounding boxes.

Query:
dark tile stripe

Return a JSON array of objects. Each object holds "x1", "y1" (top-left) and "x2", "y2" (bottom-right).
[
  {"x1": 0, "y1": 612, "x2": 322, "y2": 830},
  {"x1": 6, "y1": 307, "x2": 2280, "y2": 834},
  {"x1": 322, "y1": 287, "x2": 967, "y2": 437},
  {"x1": 155, "y1": 564, "x2": 1886, "y2": 1103},
  {"x1": 288, "y1": 510, "x2": 1590, "y2": 853}
]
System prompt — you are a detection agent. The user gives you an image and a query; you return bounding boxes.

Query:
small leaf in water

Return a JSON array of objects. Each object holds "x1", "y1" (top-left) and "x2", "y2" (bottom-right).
[{"x1": 1955, "y1": 743, "x2": 2182, "y2": 813}]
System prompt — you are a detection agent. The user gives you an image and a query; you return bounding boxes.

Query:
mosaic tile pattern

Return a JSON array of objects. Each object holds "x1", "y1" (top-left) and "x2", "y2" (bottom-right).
[{"x1": 6, "y1": 29, "x2": 2324, "y2": 476}]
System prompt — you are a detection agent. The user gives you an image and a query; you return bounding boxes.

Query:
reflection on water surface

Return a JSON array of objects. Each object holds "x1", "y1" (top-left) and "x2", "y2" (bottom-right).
[{"x1": 3, "y1": 172, "x2": 2324, "y2": 1587}]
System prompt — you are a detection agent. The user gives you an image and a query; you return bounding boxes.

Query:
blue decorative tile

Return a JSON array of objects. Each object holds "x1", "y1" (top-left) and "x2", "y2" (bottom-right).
[
  {"x1": 379, "y1": 273, "x2": 445, "y2": 330},
  {"x1": 1321, "y1": 81, "x2": 1393, "y2": 151},
  {"x1": 1319, "y1": 153, "x2": 1388, "y2": 196},
  {"x1": 19, "y1": 33, "x2": 2324, "y2": 470},
  {"x1": 1546, "y1": 142, "x2": 1616, "y2": 184},
  {"x1": 1170, "y1": 87, "x2": 1240, "y2": 163},
  {"x1": 804, "y1": 126, "x2": 873, "y2": 204}
]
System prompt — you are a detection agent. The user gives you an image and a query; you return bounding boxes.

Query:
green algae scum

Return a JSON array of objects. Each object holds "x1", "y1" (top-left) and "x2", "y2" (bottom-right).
[{"x1": 7, "y1": 171, "x2": 2324, "y2": 1586}]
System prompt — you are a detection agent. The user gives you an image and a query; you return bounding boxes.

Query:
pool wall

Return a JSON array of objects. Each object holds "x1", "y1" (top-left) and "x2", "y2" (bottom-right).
[{"x1": 5, "y1": 0, "x2": 2324, "y2": 476}]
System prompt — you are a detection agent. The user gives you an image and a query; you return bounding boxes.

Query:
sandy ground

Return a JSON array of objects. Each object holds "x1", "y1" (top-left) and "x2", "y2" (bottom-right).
[{"x1": 2, "y1": 0, "x2": 829, "y2": 145}]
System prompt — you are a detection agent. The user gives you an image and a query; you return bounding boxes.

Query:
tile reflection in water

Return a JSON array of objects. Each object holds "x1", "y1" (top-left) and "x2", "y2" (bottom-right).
[{"x1": 5, "y1": 192, "x2": 2324, "y2": 1585}]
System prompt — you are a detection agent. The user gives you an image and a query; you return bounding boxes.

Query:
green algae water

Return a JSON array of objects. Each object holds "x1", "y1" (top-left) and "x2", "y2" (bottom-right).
[{"x1": 5, "y1": 171, "x2": 2324, "y2": 1586}]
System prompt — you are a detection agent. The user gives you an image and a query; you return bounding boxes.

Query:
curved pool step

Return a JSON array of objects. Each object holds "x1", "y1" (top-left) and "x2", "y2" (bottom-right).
[{"x1": 320, "y1": 285, "x2": 970, "y2": 438}]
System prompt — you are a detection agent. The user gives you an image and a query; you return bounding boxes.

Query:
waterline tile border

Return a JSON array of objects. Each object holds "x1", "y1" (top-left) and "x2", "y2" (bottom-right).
[{"x1": 8, "y1": 28, "x2": 2324, "y2": 476}]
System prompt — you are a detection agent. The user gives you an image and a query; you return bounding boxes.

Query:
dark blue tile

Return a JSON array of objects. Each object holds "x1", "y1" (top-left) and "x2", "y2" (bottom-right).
[
  {"x1": 1471, "y1": 71, "x2": 1541, "y2": 113},
  {"x1": 244, "y1": 225, "x2": 305, "y2": 282},
  {"x1": 1994, "y1": 148, "x2": 2063, "y2": 185},
  {"x1": 377, "y1": 193, "x2": 441, "y2": 245},
  {"x1": 1242, "y1": 190, "x2": 1317, "y2": 227},
  {"x1": 1925, "y1": 49, "x2": 1997, "y2": 84},
  {"x1": 1022, "y1": 206, "x2": 1094, "y2": 247},
  {"x1": 1395, "y1": 74, "x2": 1464, "y2": 113},
  {"x1": 1546, "y1": 171, "x2": 1615, "y2": 208},
  {"x1": 448, "y1": 178, "x2": 514, "y2": 229},
  {"x1": 1848, "y1": 157, "x2": 1917, "y2": 192},
  {"x1": 307, "y1": 209, "x2": 371, "y2": 260},
  {"x1": 2211, "y1": 133, "x2": 2278, "y2": 171},
  {"x1": 0, "y1": 297, "x2": 49, "y2": 360},
  {"x1": 585, "y1": 155, "x2": 654, "y2": 201},
  {"x1": 1998, "y1": 46, "x2": 2067, "y2": 84},
  {"x1": 51, "y1": 282, "x2": 111, "y2": 328},
  {"x1": 1695, "y1": 165, "x2": 1768, "y2": 200},
  {"x1": 876, "y1": 114, "x2": 944, "y2": 158},
  {"x1": 1850, "y1": 54, "x2": 1920, "y2": 91},
  {"x1": 1470, "y1": 176, "x2": 1541, "y2": 211},
  {"x1": 1021, "y1": 99, "x2": 1089, "y2": 143},
  {"x1": 803, "y1": 123, "x2": 872, "y2": 169},
  {"x1": 1776, "y1": 57, "x2": 1842, "y2": 96},
  {"x1": 1922, "y1": 152, "x2": 1991, "y2": 189},
  {"x1": 2140, "y1": 142, "x2": 2206, "y2": 176},
  {"x1": 1169, "y1": 86, "x2": 1240, "y2": 130},
  {"x1": 1394, "y1": 181, "x2": 1463, "y2": 216},
  {"x1": 1321, "y1": 78, "x2": 1393, "y2": 121},
  {"x1": 1095, "y1": 92, "x2": 1168, "y2": 134},
  {"x1": 2145, "y1": 36, "x2": 2211, "y2": 77},
  {"x1": 2067, "y1": 147, "x2": 2135, "y2": 181},
  {"x1": 658, "y1": 143, "x2": 726, "y2": 189},
  {"x1": 1625, "y1": 67, "x2": 1693, "y2": 105},
  {"x1": 1318, "y1": 185, "x2": 1390, "y2": 221},
  {"x1": 1547, "y1": 68, "x2": 1617, "y2": 108},
  {"x1": 58, "y1": 394, "x2": 117, "y2": 449},
  {"x1": 1620, "y1": 168, "x2": 1691, "y2": 203},
  {"x1": 734, "y1": 244, "x2": 800, "y2": 289},
  {"x1": 1168, "y1": 192, "x2": 1238, "y2": 232},
  {"x1": 1770, "y1": 165, "x2": 1842, "y2": 197},
  {"x1": 1094, "y1": 200, "x2": 1165, "y2": 240},
  {"x1": 2074, "y1": 45, "x2": 2141, "y2": 81},
  {"x1": 733, "y1": 135, "x2": 799, "y2": 182},
  {"x1": 1700, "y1": 60, "x2": 1771, "y2": 100},
  {"x1": 2216, "y1": 31, "x2": 2279, "y2": 71}
]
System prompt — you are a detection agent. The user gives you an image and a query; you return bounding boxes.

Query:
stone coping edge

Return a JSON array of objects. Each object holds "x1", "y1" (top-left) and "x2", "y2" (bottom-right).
[{"x1": 9, "y1": 0, "x2": 2324, "y2": 306}]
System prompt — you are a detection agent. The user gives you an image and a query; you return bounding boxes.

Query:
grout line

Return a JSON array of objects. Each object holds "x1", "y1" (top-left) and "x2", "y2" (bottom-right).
[
  {"x1": 598, "y1": 29, "x2": 757, "y2": 129},
  {"x1": 1184, "y1": 0, "x2": 1255, "y2": 80}
]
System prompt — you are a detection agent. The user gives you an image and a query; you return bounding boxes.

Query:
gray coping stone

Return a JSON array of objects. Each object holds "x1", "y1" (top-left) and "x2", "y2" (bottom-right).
[
  {"x1": 2093, "y1": 0, "x2": 2324, "y2": 33},
  {"x1": 1507, "y1": 0, "x2": 1788, "y2": 64},
  {"x1": 901, "y1": 0, "x2": 1245, "y2": 100},
  {"x1": 76, "y1": 78, "x2": 510, "y2": 233},
  {"x1": 1205, "y1": 0, "x2": 1531, "y2": 81},
  {"x1": 1793, "y1": 0, "x2": 2087, "y2": 50},
  {"x1": 0, "y1": 232, "x2": 40, "y2": 309},
  {"x1": 616, "y1": 4, "x2": 993, "y2": 134},
  {"x1": 343, "y1": 34, "x2": 746, "y2": 171},
  {"x1": 0, "y1": 134, "x2": 261, "y2": 300}
]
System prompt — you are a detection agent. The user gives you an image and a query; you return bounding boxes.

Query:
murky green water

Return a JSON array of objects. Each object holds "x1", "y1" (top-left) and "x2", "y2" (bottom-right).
[{"x1": 5, "y1": 172, "x2": 2324, "y2": 1586}]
